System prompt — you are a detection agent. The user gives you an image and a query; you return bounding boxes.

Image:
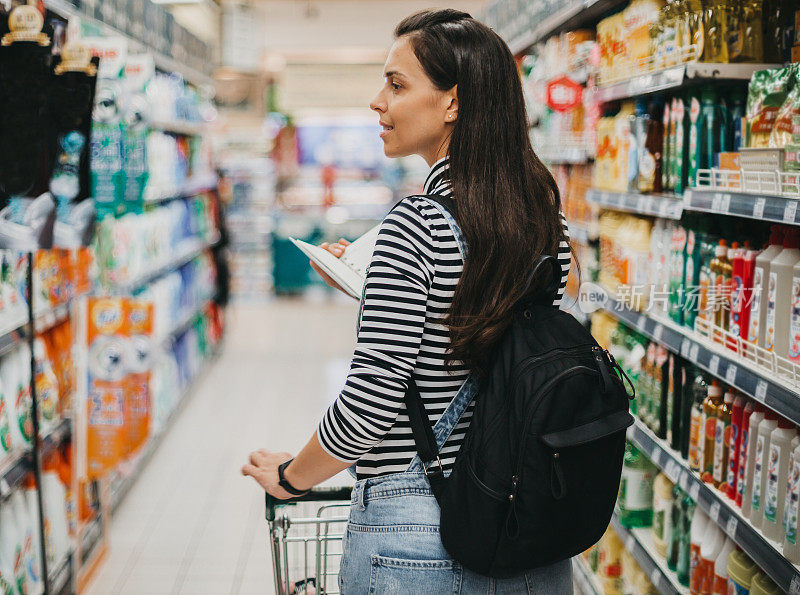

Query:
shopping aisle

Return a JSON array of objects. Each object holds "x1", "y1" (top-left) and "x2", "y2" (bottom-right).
[{"x1": 84, "y1": 297, "x2": 359, "y2": 595}]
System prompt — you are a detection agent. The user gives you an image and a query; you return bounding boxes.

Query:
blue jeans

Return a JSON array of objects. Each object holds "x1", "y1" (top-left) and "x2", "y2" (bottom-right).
[{"x1": 338, "y1": 471, "x2": 573, "y2": 594}]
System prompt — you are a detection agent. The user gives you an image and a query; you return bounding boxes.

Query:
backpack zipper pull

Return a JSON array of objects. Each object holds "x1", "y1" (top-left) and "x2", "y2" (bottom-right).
[
  {"x1": 505, "y1": 475, "x2": 520, "y2": 539},
  {"x1": 592, "y1": 346, "x2": 612, "y2": 394}
]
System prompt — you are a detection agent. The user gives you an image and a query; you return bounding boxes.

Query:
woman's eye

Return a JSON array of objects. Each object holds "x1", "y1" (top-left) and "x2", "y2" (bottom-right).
[{"x1": 390, "y1": 82, "x2": 401, "y2": 91}]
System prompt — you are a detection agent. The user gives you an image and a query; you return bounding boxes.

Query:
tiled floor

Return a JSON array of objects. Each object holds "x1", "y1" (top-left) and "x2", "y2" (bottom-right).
[{"x1": 85, "y1": 296, "x2": 359, "y2": 595}]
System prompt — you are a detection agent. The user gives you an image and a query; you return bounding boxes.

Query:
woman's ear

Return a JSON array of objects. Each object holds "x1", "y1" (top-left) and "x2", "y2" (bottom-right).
[{"x1": 445, "y1": 85, "x2": 458, "y2": 123}]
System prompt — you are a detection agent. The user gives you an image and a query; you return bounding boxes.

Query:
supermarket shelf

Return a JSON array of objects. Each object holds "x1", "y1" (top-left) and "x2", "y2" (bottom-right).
[
  {"x1": 78, "y1": 514, "x2": 104, "y2": 569},
  {"x1": 609, "y1": 513, "x2": 685, "y2": 594},
  {"x1": 109, "y1": 349, "x2": 220, "y2": 512},
  {"x1": 594, "y1": 63, "x2": 777, "y2": 103},
  {"x1": 572, "y1": 556, "x2": 601, "y2": 595},
  {"x1": 0, "y1": 418, "x2": 71, "y2": 500},
  {"x1": 627, "y1": 419, "x2": 800, "y2": 593},
  {"x1": 685, "y1": 188, "x2": 800, "y2": 226},
  {"x1": 46, "y1": 0, "x2": 214, "y2": 87},
  {"x1": 121, "y1": 234, "x2": 219, "y2": 293},
  {"x1": 587, "y1": 189, "x2": 684, "y2": 219},
  {"x1": 150, "y1": 119, "x2": 205, "y2": 137},
  {"x1": 163, "y1": 298, "x2": 213, "y2": 345},
  {"x1": 48, "y1": 552, "x2": 73, "y2": 595},
  {"x1": 507, "y1": 0, "x2": 627, "y2": 55},
  {"x1": 539, "y1": 147, "x2": 592, "y2": 165},
  {"x1": 601, "y1": 295, "x2": 800, "y2": 426},
  {"x1": 146, "y1": 173, "x2": 218, "y2": 204}
]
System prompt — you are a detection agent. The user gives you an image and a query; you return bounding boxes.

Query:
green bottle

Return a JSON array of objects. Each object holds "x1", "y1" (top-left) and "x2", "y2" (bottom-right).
[
  {"x1": 674, "y1": 91, "x2": 693, "y2": 195},
  {"x1": 677, "y1": 494, "x2": 696, "y2": 586},
  {"x1": 667, "y1": 485, "x2": 684, "y2": 571},
  {"x1": 617, "y1": 442, "x2": 656, "y2": 528}
]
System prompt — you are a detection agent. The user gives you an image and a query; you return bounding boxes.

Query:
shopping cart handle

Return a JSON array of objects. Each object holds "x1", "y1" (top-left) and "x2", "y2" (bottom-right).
[{"x1": 265, "y1": 487, "x2": 353, "y2": 521}]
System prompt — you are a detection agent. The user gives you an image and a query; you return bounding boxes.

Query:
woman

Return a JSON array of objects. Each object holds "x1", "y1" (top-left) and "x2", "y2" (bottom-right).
[{"x1": 242, "y1": 9, "x2": 574, "y2": 593}]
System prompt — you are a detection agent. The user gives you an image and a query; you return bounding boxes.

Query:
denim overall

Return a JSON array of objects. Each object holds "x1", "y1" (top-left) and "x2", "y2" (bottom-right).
[{"x1": 339, "y1": 199, "x2": 573, "y2": 594}]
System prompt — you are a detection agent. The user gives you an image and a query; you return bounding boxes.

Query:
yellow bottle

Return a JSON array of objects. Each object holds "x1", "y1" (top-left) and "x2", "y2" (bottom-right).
[
  {"x1": 729, "y1": 0, "x2": 763, "y2": 63},
  {"x1": 702, "y1": 0, "x2": 732, "y2": 63}
]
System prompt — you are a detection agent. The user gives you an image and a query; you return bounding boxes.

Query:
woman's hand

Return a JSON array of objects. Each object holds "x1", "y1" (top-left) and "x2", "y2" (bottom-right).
[
  {"x1": 310, "y1": 238, "x2": 351, "y2": 294},
  {"x1": 241, "y1": 449, "x2": 295, "y2": 500}
]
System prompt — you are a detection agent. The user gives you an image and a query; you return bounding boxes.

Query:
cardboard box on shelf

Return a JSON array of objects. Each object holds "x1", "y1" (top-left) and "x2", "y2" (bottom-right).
[{"x1": 718, "y1": 152, "x2": 741, "y2": 170}]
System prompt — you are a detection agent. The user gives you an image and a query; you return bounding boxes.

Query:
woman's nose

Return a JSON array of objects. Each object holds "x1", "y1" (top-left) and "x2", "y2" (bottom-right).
[{"x1": 369, "y1": 91, "x2": 385, "y2": 113}]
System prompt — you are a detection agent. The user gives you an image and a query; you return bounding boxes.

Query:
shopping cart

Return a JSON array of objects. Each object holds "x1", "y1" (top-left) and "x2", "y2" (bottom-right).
[{"x1": 265, "y1": 487, "x2": 353, "y2": 595}]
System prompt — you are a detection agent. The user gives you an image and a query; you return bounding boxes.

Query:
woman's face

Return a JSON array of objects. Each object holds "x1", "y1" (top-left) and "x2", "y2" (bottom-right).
[{"x1": 370, "y1": 36, "x2": 457, "y2": 166}]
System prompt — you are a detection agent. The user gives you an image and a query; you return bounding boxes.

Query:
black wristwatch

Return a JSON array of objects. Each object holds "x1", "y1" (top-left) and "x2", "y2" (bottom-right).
[{"x1": 278, "y1": 458, "x2": 310, "y2": 496}]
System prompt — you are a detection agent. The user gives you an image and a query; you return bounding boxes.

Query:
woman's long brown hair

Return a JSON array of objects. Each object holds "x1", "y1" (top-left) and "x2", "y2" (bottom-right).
[{"x1": 395, "y1": 9, "x2": 575, "y2": 378}]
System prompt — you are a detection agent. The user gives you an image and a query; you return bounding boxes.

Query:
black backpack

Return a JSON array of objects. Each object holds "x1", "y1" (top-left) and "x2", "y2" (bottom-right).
[{"x1": 405, "y1": 195, "x2": 636, "y2": 578}]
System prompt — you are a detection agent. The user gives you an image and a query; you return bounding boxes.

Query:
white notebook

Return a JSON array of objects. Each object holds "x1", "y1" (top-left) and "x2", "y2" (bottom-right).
[{"x1": 289, "y1": 224, "x2": 381, "y2": 300}]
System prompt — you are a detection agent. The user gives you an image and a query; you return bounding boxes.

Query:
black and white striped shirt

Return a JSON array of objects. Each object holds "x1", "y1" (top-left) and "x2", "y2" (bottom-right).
[{"x1": 318, "y1": 157, "x2": 571, "y2": 478}]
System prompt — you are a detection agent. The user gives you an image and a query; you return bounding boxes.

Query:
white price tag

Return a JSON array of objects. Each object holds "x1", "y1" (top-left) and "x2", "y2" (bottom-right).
[
  {"x1": 653, "y1": 324, "x2": 664, "y2": 342},
  {"x1": 650, "y1": 569, "x2": 663, "y2": 591},
  {"x1": 789, "y1": 574, "x2": 800, "y2": 595},
  {"x1": 726, "y1": 364, "x2": 738, "y2": 384},
  {"x1": 659, "y1": 201, "x2": 669, "y2": 217},
  {"x1": 681, "y1": 338, "x2": 691, "y2": 358},
  {"x1": 710, "y1": 501, "x2": 721, "y2": 524},
  {"x1": 785, "y1": 200, "x2": 798, "y2": 223},
  {"x1": 0, "y1": 478, "x2": 9, "y2": 498},
  {"x1": 756, "y1": 380, "x2": 768, "y2": 401},
  {"x1": 653, "y1": 448, "x2": 664, "y2": 467},
  {"x1": 753, "y1": 197, "x2": 766, "y2": 219},
  {"x1": 709, "y1": 355, "x2": 720, "y2": 375},
  {"x1": 720, "y1": 194, "x2": 731, "y2": 212},
  {"x1": 726, "y1": 516, "x2": 738, "y2": 538},
  {"x1": 637, "y1": 314, "x2": 647, "y2": 330},
  {"x1": 690, "y1": 481, "x2": 700, "y2": 501},
  {"x1": 712, "y1": 193, "x2": 722, "y2": 210},
  {"x1": 637, "y1": 196, "x2": 647, "y2": 212},
  {"x1": 666, "y1": 460, "x2": 680, "y2": 483},
  {"x1": 689, "y1": 343, "x2": 700, "y2": 362},
  {"x1": 679, "y1": 471, "x2": 690, "y2": 492}
]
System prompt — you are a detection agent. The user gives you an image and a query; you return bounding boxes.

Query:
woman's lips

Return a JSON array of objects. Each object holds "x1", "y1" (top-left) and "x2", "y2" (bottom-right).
[{"x1": 379, "y1": 123, "x2": 394, "y2": 138}]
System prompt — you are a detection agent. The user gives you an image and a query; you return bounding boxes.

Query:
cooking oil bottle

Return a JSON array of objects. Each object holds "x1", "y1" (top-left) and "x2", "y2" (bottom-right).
[
  {"x1": 702, "y1": 0, "x2": 732, "y2": 62},
  {"x1": 728, "y1": 0, "x2": 764, "y2": 62}
]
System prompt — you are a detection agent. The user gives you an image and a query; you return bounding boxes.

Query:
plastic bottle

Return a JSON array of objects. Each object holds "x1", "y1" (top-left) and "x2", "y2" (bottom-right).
[
  {"x1": 715, "y1": 241, "x2": 733, "y2": 337},
  {"x1": 638, "y1": 97, "x2": 665, "y2": 193},
  {"x1": 702, "y1": 380, "x2": 724, "y2": 482},
  {"x1": 662, "y1": 95, "x2": 673, "y2": 191},
  {"x1": 783, "y1": 433, "x2": 800, "y2": 540},
  {"x1": 22, "y1": 475, "x2": 44, "y2": 590},
  {"x1": 655, "y1": 345, "x2": 669, "y2": 439},
  {"x1": 629, "y1": 99, "x2": 647, "y2": 192},
  {"x1": 617, "y1": 442, "x2": 655, "y2": 527},
  {"x1": 726, "y1": 391, "x2": 744, "y2": 498},
  {"x1": 727, "y1": 91, "x2": 746, "y2": 152},
  {"x1": 0, "y1": 495, "x2": 28, "y2": 595},
  {"x1": 750, "y1": 572, "x2": 782, "y2": 595},
  {"x1": 669, "y1": 354, "x2": 684, "y2": 451},
  {"x1": 731, "y1": 243, "x2": 756, "y2": 346},
  {"x1": 711, "y1": 537, "x2": 735, "y2": 594},
  {"x1": 0, "y1": 508, "x2": 16, "y2": 595},
  {"x1": 763, "y1": 418, "x2": 796, "y2": 540},
  {"x1": 689, "y1": 508, "x2": 709, "y2": 593},
  {"x1": 676, "y1": 493, "x2": 695, "y2": 587},
  {"x1": 708, "y1": 241, "x2": 728, "y2": 339},
  {"x1": 674, "y1": 92, "x2": 691, "y2": 194},
  {"x1": 11, "y1": 489, "x2": 40, "y2": 593},
  {"x1": 787, "y1": 258, "x2": 800, "y2": 363},
  {"x1": 736, "y1": 399, "x2": 754, "y2": 507},
  {"x1": 749, "y1": 226, "x2": 785, "y2": 347},
  {"x1": 0, "y1": 373, "x2": 12, "y2": 465},
  {"x1": 750, "y1": 409, "x2": 779, "y2": 529},
  {"x1": 653, "y1": 473, "x2": 675, "y2": 557},
  {"x1": 667, "y1": 485, "x2": 684, "y2": 571},
  {"x1": 784, "y1": 441, "x2": 800, "y2": 563},
  {"x1": 680, "y1": 363, "x2": 698, "y2": 460},
  {"x1": 41, "y1": 457, "x2": 70, "y2": 565},
  {"x1": 669, "y1": 225, "x2": 689, "y2": 325},
  {"x1": 698, "y1": 236, "x2": 720, "y2": 325},
  {"x1": 695, "y1": 523, "x2": 724, "y2": 595},
  {"x1": 688, "y1": 373, "x2": 708, "y2": 472},
  {"x1": 726, "y1": 550, "x2": 758, "y2": 595},
  {"x1": 765, "y1": 228, "x2": 800, "y2": 354},
  {"x1": 713, "y1": 388, "x2": 733, "y2": 488},
  {"x1": 742, "y1": 404, "x2": 766, "y2": 517}
]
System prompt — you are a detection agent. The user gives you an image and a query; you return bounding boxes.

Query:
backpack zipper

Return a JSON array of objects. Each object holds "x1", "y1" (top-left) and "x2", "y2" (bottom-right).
[{"x1": 478, "y1": 345, "x2": 594, "y2": 452}]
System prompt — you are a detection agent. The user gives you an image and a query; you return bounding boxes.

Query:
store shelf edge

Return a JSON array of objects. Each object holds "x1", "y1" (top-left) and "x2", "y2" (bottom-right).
[
  {"x1": 685, "y1": 189, "x2": 800, "y2": 226},
  {"x1": 122, "y1": 234, "x2": 220, "y2": 292},
  {"x1": 146, "y1": 174, "x2": 218, "y2": 205},
  {"x1": 48, "y1": 552, "x2": 73, "y2": 595},
  {"x1": 627, "y1": 419, "x2": 800, "y2": 593},
  {"x1": 571, "y1": 556, "x2": 601, "y2": 595},
  {"x1": 609, "y1": 513, "x2": 684, "y2": 594},
  {"x1": 587, "y1": 189, "x2": 684, "y2": 219},
  {"x1": 601, "y1": 296, "x2": 800, "y2": 424}
]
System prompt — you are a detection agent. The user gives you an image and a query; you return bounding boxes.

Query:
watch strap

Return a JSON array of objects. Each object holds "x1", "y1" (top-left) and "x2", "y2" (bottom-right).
[{"x1": 278, "y1": 458, "x2": 309, "y2": 496}]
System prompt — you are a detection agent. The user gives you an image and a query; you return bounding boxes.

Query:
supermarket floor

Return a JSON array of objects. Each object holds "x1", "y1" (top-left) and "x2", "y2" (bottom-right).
[{"x1": 85, "y1": 294, "x2": 360, "y2": 595}]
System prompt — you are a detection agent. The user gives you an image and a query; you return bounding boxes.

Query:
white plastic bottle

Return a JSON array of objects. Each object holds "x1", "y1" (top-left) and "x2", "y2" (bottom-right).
[
  {"x1": 0, "y1": 496, "x2": 28, "y2": 595},
  {"x1": 783, "y1": 433, "x2": 800, "y2": 534},
  {"x1": 764, "y1": 419, "x2": 796, "y2": 540},
  {"x1": 751, "y1": 410, "x2": 779, "y2": 529},
  {"x1": 749, "y1": 226, "x2": 785, "y2": 346},
  {"x1": 0, "y1": 373, "x2": 12, "y2": 465},
  {"x1": 765, "y1": 228, "x2": 800, "y2": 354},
  {"x1": 697, "y1": 523, "x2": 724, "y2": 595},
  {"x1": 711, "y1": 537, "x2": 735, "y2": 594},
  {"x1": 0, "y1": 506, "x2": 16, "y2": 595},
  {"x1": 689, "y1": 508, "x2": 709, "y2": 592},
  {"x1": 11, "y1": 489, "x2": 41, "y2": 593},
  {"x1": 788, "y1": 260, "x2": 800, "y2": 362},
  {"x1": 41, "y1": 462, "x2": 70, "y2": 565},
  {"x1": 1, "y1": 348, "x2": 29, "y2": 449},
  {"x1": 784, "y1": 442, "x2": 800, "y2": 563},
  {"x1": 742, "y1": 404, "x2": 766, "y2": 518},
  {"x1": 23, "y1": 476, "x2": 44, "y2": 588}
]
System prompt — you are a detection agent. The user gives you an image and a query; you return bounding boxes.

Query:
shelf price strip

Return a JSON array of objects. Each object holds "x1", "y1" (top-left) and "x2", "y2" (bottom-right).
[
  {"x1": 587, "y1": 189, "x2": 683, "y2": 220},
  {"x1": 628, "y1": 420, "x2": 800, "y2": 592},
  {"x1": 685, "y1": 189, "x2": 800, "y2": 226}
]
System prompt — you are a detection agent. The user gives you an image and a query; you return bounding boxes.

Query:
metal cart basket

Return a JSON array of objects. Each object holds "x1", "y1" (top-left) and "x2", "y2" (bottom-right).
[{"x1": 265, "y1": 487, "x2": 353, "y2": 595}]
